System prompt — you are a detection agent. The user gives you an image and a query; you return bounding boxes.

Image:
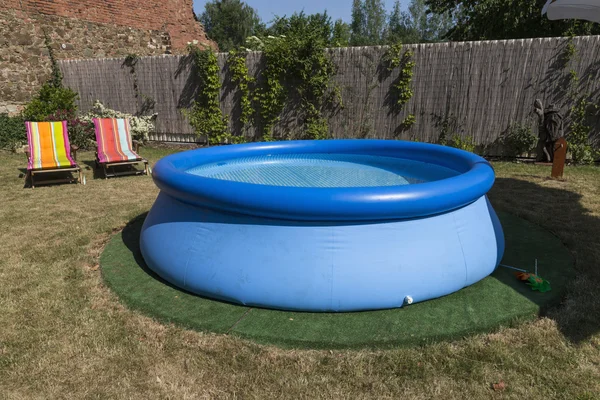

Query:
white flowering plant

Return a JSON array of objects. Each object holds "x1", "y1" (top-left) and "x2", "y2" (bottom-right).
[{"x1": 81, "y1": 101, "x2": 157, "y2": 142}]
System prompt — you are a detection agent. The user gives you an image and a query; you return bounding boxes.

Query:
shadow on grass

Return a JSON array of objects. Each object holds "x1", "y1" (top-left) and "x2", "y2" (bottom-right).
[
  {"x1": 80, "y1": 160, "x2": 147, "y2": 180},
  {"x1": 491, "y1": 177, "x2": 600, "y2": 343},
  {"x1": 113, "y1": 175, "x2": 597, "y2": 346},
  {"x1": 122, "y1": 213, "x2": 195, "y2": 295},
  {"x1": 120, "y1": 213, "x2": 249, "y2": 308},
  {"x1": 81, "y1": 160, "x2": 104, "y2": 180}
]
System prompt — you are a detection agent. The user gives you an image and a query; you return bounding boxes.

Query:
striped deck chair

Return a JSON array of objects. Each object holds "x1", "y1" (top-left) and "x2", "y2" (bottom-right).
[
  {"x1": 25, "y1": 121, "x2": 84, "y2": 188},
  {"x1": 93, "y1": 118, "x2": 150, "y2": 179}
]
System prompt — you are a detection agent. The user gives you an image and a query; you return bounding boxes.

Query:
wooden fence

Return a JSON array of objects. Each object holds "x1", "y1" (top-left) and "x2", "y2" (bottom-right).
[{"x1": 59, "y1": 36, "x2": 600, "y2": 151}]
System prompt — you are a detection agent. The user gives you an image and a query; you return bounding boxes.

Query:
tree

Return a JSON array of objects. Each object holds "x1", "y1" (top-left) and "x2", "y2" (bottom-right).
[
  {"x1": 385, "y1": 0, "x2": 452, "y2": 44},
  {"x1": 267, "y1": 11, "x2": 334, "y2": 45},
  {"x1": 425, "y1": 0, "x2": 600, "y2": 41},
  {"x1": 350, "y1": 0, "x2": 368, "y2": 45},
  {"x1": 386, "y1": 0, "x2": 413, "y2": 43},
  {"x1": 407, "y1": 0, "x2": 453, "y2": 42},
  {"x1": 364, "y1": 0, "x2": 387, "y2": 44},
  {"x1": 351, "y1": 0, "x2": 387, "y2": 45},
  {"x1": 199, "y1": 0, "x2": 262, "y2": 51},
  {"x1": 332, "y1": 19, "x2": 352, "y2": 47}
]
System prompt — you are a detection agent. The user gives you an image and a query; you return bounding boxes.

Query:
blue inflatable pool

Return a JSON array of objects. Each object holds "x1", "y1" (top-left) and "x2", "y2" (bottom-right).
[{"x1": 140, "y1": 140, "x2": 504, "y2": 312}]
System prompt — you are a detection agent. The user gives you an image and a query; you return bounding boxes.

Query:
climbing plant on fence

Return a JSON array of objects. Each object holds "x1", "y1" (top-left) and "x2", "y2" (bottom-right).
[
  {"x1": 382, "y1": 42, "x2": 416, "y2": 132},
  {"x1": 227, "y1": 48, "x2": 253, "y2": 130},
  {"x1": 562, "y1": 33, "x2": 600, "y2": 164},
  {"x1": 255, "y1": 35, "x2": 338, "y2": 141},
  {"x1": 185, "y1": 37, "x2": 339, "y2": 143},
  {"x1": 185, "y1": 45, "x2": 234, "y2": 145}
]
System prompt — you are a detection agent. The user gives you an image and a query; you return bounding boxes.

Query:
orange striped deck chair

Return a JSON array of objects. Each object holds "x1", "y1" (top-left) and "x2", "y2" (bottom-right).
[
  {"x1": 93, "y1": 118, "x2": 149, "y2": 179},
  {"x1": 25, "y1": 121, "x2": 84, "y2": 188}
]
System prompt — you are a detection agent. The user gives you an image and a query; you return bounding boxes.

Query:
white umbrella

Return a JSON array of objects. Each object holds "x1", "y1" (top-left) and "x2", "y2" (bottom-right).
[{"x1": 543, "y1": 0, "x2": 600, "y2": 23}]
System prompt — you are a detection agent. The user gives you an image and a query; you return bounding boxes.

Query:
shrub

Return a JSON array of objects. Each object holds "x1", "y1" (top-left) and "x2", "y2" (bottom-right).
[
  {"x1": 501, "y1": 123, "x2": 537, "y2": 158},
  {"x1": 432, "y1": 113, "x2": 463, "y2": 146},
  {"x1": 0, "y1": 113, "x2": 26, "y2": 150},
  {"x1": 81, "y1": 101, "x2": 157, "y2": 142},
  {"x1": 568, "y1": 97, "x2": 598, "y2": 164},
  {"x1": 46, "y1": 110, "x2": 96, "y2": 150},
  {"x1": 570, "y1": 143, "x2": 599, "y2": 164},
  {"x1": 448, "y1": 134, "x2": 476, "y2": 153},
  {"x1": 22, "y1": 83, "x2": 79, "y2": 122}
]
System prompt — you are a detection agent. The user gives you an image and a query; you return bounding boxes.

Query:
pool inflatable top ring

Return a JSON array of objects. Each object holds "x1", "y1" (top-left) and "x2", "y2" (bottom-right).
[{"x1": 151, "y1": 140, "x2": 495, "y2": 221}]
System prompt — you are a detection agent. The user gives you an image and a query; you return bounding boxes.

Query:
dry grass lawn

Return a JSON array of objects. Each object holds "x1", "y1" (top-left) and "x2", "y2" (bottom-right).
[{"x1": 0, "y1": 147, "x2": 599, "y2": 399}]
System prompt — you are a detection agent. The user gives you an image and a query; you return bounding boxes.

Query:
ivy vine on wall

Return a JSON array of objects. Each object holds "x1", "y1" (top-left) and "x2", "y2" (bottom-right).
[
  {"x1": 227, "y1": 48, "x2": 253, "y2": 130},
  {"x1": 256, "y1": 36, "x2": 338, "y2": 141},
  {"x1": 383, "y1": 42, "x2": 416, "y2": 131},
  {"x1": 185, "y1": 39, "x2": 340, "y2": 144},
  {"x1": 185, "y1": 44, "x2": 236, "y2": 145}
]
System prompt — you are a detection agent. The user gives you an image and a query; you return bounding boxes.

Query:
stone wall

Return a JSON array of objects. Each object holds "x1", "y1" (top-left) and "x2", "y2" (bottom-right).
[
  {"x1": 0, "y1": 0, "x2": 213, "y2": 115},
  {"x1": 1, "y1": 0, "x2": 211, "y2": 50}
]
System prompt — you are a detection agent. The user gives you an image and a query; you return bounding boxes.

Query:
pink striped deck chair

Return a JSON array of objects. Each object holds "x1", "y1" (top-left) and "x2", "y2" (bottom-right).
[
  {"x1": 93, "y1": 118, "x2": 150, "y2": 178},
  {"x1": 25, "y1": 121, "x2": 84, "y2": 188}
]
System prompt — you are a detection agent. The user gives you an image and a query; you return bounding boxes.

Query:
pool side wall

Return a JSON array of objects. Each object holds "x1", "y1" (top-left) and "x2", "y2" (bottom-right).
[{"x1": 140, "y1": 193, "x2": 504, "y2": 312}]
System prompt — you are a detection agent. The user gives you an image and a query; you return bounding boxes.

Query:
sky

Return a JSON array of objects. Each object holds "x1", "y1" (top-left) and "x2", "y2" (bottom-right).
[{"x1": 192, "y1": 0, "x2": 405, "y2": 24}]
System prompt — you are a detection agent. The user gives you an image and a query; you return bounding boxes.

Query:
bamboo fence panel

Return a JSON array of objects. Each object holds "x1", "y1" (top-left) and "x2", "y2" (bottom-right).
[{"x1": 59, "y1": 35, "x2": 600, "y2": 149}]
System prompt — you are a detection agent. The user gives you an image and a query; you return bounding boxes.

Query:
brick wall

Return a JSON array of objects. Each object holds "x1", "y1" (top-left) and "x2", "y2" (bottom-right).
[
  {"x1": 0, "y1": 1, "x2": 213, "y2": 114},
  {"x1": 2, "y1": 0, "x2": 212, "y2": 50}
]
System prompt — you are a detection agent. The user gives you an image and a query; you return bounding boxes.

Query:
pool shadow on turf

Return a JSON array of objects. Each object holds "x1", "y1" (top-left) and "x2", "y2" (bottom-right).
[
  {"x1": 122, "y1": 213, "x2": 187, "y2": 293},
  {"x1": 104, "y1": 213, "x2": 253, "y2": 334},
  {"x1": 491, "y1": 176, "x2": 600, "y2": 344},
  {"x1": 109, "y1": 180, "x2": 594, "y2": 347},
  {"x1": 120, "y1": 213, "x2": 248, "y2": 309}
]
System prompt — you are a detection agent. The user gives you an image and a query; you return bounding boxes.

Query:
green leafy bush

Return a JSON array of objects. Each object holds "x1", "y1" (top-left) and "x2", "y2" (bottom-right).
[
  {"x1": 568, "y1": 97, "x2": 598, "y2": 164},
  {"x1": 81, "y1": 101, "x2": 157, "y2": 142},
  {"x1": 432, "y1": 113, "x2": 463, "y2": 146},
  {"x1": 22, "y1": 83, "x2": 79, "y2": 122},
  {"x1": 22, "y1": 33, "x2": 79, "y2": 123},
  {"x1": 501, "y1": 123, "x2": 537, "y2": 158},
  {"x1": 46, "y1": 109, "x2": 96, "y2": 150},
  {"x1": 0, "y1": 113, "x2": 26, "y2": 150},
  {"x1": 569, "y1": 142, "x2": 600, "y2": 164},
  {"x1": 448, "y1": 134, "x2": 476, "y2": 153}
]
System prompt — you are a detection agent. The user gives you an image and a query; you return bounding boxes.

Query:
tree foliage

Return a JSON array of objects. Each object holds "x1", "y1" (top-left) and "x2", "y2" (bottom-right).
[
  {"x1": 332, "y1": 19, "x2": 352, "y2": 47},
  {"x1": 258, "y1": 11, "x2": 352, "y2": 48},
  {"x1": 425, "y1": 0, "x2": 600, "y2": 41},
  {"x1": 351, "y1": 0, "x2": 387, "y2": 45},
  {"x1": 407, "y1": 0, "x2": 453, "y2": 42},
  {"x1": 268, "y1": 11, "x2": 333, "y2": 45},
  {"x1": 199, "y1": 0, "x2": 262, "y2": 51},
  {"x1": 364, "y1": 0, "x2": 388, "y2": 44},
  {"x1": 386, "y1": 1, "x2": 412, "y2": 44},
  {"x1": 350, "y1": 0, "x2": 368, "y2": 45},
  {"x1": 386, "y1": 0, "x2": 452, "y2": 44},
  {"x1": 248, "y1": 13, "x2": 339, "y2": 140}
]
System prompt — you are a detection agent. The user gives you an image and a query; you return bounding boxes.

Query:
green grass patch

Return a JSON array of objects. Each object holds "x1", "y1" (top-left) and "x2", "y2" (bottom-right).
[{"x1": 101, "y1": 212, "x2": 573, "y2": 349}]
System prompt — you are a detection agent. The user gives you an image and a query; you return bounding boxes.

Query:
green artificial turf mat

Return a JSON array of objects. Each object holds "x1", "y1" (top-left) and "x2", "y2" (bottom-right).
[{"x1": 101, "y1": 211, "x2": 574, "y2": 349}]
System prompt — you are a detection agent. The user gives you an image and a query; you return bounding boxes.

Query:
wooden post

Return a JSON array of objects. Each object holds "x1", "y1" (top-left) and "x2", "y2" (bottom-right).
[{"x1": 551, "y1": 138, "x2": 567, "y2": 179}]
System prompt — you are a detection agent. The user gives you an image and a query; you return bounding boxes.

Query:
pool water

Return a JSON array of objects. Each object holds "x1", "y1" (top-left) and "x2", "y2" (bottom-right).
[{"x1": 185, "y1": 153, "x2": 459, "y2": 188}]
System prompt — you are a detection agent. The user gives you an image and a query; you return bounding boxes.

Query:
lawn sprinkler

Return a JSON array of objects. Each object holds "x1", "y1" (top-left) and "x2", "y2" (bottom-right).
[{"x1": 499, "y1": 258, "x2": 551, "y2": 293}]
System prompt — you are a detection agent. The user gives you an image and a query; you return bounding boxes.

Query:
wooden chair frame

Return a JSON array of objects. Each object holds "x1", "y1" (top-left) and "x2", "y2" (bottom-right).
[
  {"x1": 95, "y1": 140, "x2": 150, "y2": 179},
  {"x1": 25, "y1": 145, "x2": 85, "y2": 188}
]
